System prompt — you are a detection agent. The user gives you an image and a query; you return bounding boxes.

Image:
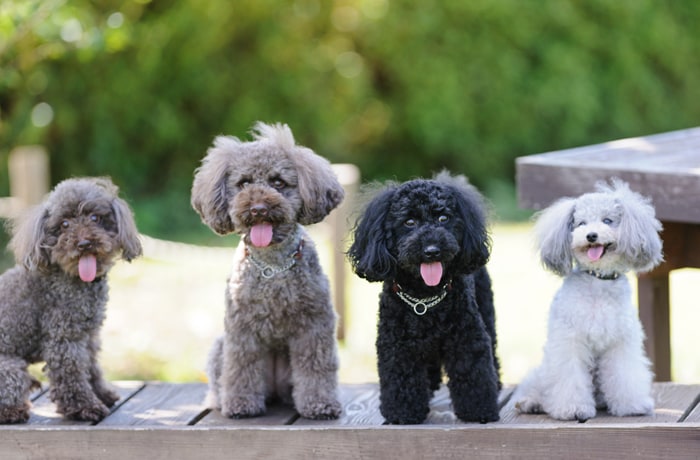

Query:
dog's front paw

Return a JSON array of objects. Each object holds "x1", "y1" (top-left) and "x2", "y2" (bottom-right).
[
  {"x1": 548, "y1": 404, "x2": 596, "y2": 422},
  {"x1": 65, "y1": 402, "x2": 111, "y2": 422},
  {"x1": 221, "y1": 396, "x2": 266, "y2": 419},
  {"x1": 0, "y1": 403, "x2": 31, "y2": 424},
  {"x1": 94, "y1": 387, "x2": 120, "y2": 408},
  {"x1": 514, "y1": 398, "x2": 544, "y2": 414},
  {"x1": 297, "y1": 399, "x2": 342, "y2": 420},
  {"x1": 608, "y1": 396, "x2": 654, "y2": 417}
]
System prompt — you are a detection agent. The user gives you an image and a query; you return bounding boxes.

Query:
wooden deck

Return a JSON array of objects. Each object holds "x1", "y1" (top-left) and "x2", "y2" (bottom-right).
[{"x1": 1, "y1": 382, "x2": 698, "y2": 459}]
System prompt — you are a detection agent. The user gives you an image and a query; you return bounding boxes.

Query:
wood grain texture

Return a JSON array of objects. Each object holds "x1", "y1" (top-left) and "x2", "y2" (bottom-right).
[
  {"x1": 99, "y1": 382, "x2": 208, "y2": 426},
  {"x1": 515, "y1": 126, "x2": 700, "y2": 222},
  {"x1": 0, "y1": 425, "x2": 698, "y2": 460},
  {"x1": 196, "y1": 402, "x2": 298, "y2": 426},
  {"x1": 2, "y1": 382, "x2": 699, "y2": 459}
]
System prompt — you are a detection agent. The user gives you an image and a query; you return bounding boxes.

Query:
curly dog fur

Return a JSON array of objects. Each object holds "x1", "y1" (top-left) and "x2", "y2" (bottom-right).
[
  {"x1": 510, "y1": 178, "x2": 661, "y2": 421},
  {"x1": 0, "y1": 177, "x2": 142, "y2": 423},
  {"x1": 192, "y1": 122, "x2": 344, "y2": 419},
  {"x1": 347, "y1": 172, "x2": 500, "y2": 424}
]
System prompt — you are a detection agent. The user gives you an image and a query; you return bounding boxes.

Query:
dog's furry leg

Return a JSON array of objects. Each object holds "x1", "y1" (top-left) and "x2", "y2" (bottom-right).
[
  {"x1": 376, "y1": 322, "x2": 431, "y2": 424},
  {"x1": 443, "y1": 324, "x2": 500, "y2": 423},
  {"x1": 87, "y1": 334, "x2": 119, "y2": 408},
  {"x1": 43, "y1": 339, "x2": 110, "y2": 422},
  {"x1": 538, "y1": 342, "x2": 597, "y2": 422},
  {"x1": 204, "y1": 336, "x2": 224, "y2": 409},
  {"x1": 219, "y1": 335, "x2": 268, "y2": 418},
  {"x1": 289, "y1": 328, "x2": 341, "y2": 420},
  {"x1": 0, "y1": 356, "x2": 40, "y2": 424},
  {"x1": 597, "y1": 339, "x2": 654, "y2": 416}
]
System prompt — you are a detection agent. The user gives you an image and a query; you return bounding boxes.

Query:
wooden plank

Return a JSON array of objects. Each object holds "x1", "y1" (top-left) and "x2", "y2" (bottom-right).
[
  {"x1": 0, "y1": 425, "x2": 699, "y2": 460},
  {"x1": 684, "y1": 397, "x2": 700, "y2": 422},
  {"x1": 515, "y1": 127, "x2": 700, "y2": 223},
  {"x1": 98, "y1": 382, "x2": 208, "y2": 426},
  {"x1": 637, "y1": 273, "x2": 672, "y2": 381},
  {"x1": 26, "y1": 381, "x2": 144, "y2": 426},
  {"x1": 516, "y1": 162, "x2": 700, "y2": 223},
  {"x1": 196, "y1": 402, "x2": 298, "y2": 426}
]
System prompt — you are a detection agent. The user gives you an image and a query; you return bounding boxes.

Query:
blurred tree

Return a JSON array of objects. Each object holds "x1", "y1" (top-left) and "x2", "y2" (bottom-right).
[{"x1": 1, "y1": 0, "x2": 700, "y2": 240}]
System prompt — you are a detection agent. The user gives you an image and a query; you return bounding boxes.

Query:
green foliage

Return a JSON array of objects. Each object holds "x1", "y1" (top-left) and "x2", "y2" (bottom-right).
[{"x1": 2, "y1": 0, "x2": 700, "y2": 239}]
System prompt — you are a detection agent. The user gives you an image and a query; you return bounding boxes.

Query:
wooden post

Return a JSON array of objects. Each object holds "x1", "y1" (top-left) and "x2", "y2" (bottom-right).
[
  {"x1": 637, "y1": 272, "x2": 671, "y2": 381},
  {"x1": 330, "y1": 164, "x2": 360, "y2": 341},
  {"x1": 9, "y1": 145, "x2": 50, "y2": 207}
]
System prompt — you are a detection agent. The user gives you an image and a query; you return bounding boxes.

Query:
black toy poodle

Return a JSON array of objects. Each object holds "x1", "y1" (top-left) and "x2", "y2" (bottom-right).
[{"x1": 347, "y1": 171, "x2": 500, "y2": 424}]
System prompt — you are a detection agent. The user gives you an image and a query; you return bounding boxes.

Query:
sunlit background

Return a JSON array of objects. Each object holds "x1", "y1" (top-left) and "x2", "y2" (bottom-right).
[{"x1": 1, "y1": 0, "x2": 698, "y2": 383}]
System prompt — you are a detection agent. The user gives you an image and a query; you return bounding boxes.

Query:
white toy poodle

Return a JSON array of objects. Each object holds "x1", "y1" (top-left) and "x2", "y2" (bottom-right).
[{"x1": 511, "y1": 178, "x2": 663, "y2": 422}]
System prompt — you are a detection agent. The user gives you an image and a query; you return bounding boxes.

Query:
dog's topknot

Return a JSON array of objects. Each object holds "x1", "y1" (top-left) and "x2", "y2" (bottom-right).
[{"x1": 250, "y1": 122, "x2": 296, "y2": 150}]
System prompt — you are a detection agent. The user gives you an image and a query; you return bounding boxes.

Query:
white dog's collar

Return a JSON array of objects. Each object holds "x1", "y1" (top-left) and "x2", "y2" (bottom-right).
[{"x1": 582, "y1": 269, "x2": 620, "y2": 280}]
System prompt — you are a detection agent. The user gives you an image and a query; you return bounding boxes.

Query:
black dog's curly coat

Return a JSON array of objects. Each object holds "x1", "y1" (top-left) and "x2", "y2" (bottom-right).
[{"x1": 347, "y1": 172, "x2": 500, "y2": 424}]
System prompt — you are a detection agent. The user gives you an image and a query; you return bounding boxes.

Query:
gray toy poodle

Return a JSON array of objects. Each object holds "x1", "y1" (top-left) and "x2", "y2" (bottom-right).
[
  {"x1": 0, "y1": 177, "x2": 142, "y2": 423},
  {"x1": 192, "y1": 122, "x2": 344, "y2": 419}
]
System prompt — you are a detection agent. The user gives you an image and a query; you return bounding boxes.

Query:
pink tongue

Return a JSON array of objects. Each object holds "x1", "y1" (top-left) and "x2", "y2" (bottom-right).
[
  {"x1": 250, "y1": 222, "x2": 274, "y2": 247},
  {"x1": 420, "y1": 262, "x2": 443, "y2": 286},
  {"x1": 587, "y1": 245, "x2": 605, "y2": 262},
  {"x1": 78, "y1": 254, "x2": 97, "y2": 282}
]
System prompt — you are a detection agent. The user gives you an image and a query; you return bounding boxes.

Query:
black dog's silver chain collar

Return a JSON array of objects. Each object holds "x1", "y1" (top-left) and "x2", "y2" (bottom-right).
[
  {"x1": 392, "y1": 281, "x2": 450, "y2": 316},
  {"x1": 246, "y1": 239, "x2": 304, "y2": 279}
]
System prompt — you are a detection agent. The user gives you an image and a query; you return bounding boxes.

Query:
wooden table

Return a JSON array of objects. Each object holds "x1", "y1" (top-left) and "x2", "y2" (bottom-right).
[
  {"x1": 516, "y1": 127, "x2": 700, "y2": 381},
  {"x1": 0, "y1": 381, "x2": 698, "y2": 459}
]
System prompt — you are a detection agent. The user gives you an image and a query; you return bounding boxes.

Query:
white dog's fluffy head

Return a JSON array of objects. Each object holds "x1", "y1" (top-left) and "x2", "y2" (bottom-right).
[{"x1": 534, "y1": 178, "x2": 663, "y2": 276}]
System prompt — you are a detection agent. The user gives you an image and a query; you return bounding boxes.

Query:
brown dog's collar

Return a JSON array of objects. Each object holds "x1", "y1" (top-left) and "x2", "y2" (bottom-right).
[{"x1": 245, "y1": 238, "x2": 304, "y2": 279}]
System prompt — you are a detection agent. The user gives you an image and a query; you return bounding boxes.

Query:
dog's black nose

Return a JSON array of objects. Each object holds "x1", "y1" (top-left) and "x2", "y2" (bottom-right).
[
  {"x1": 423, "y1": 245, "x2": 441, "y2": 259},
  {"x1": 250, "y1": 204, "x2": 268, "y2": 217},
  {"x1": 586, "y1": 232, "x2": 598, "y2": 243},
  {"x1": 77, "y1": 240, "x2": 93, "y2": 251}
]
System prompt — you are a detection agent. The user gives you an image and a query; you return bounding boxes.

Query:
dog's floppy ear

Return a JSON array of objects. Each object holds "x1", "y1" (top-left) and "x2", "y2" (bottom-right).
[
  {"x1": 293, "y1": 148, "x2": 345, "y2": 224},
  {"x1": 347, "y1": 185, "x2": 397, "y2": 282},
  {"x1": 253, "y1": 122, "x2": 344, "y2": 225},
  {"x1": 604, "y1": 178, "x2": 663, "y2": 273},
  {"x1": 111, "y1": 195, "x2": 143, "y2": 262},
  {"x1": 191, "y1": 136, "x2": 237, "y2": 235},
  {"x1": 436, "y1": 172, "x2": 491, "y2": 273},
  {"x1": 8, "y1": 203, "x2": 51, "y2": 271},
  {"x1": 534, "y1": 196, "x2": 576, "y2": 276}
]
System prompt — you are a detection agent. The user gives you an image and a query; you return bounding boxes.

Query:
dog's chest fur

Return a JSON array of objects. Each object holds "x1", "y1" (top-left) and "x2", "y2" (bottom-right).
[
  {"x1": 549, "y1": 272, "x2": 637, "y2": 350},
  {"x1": 226, "y1": 238, "x2": 332, "y2": 342},
  {"x1": 0, "y1": 266, "x2": 108, "y2": 361}
]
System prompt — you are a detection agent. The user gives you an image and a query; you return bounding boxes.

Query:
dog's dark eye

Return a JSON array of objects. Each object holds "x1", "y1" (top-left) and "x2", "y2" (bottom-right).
[
  {"x1": 237, "y1": 179, "x2": 251, "y2": 188},
  {"x1": 602, "y1": 218, "x2": 613, "y2": 225},
  {"x1": 270, "y1": 178, "x2": 287, "y2": 190},
  {"x1": 61, "y1": 220, "x2": 70, "y2": 229},
  {"x1": 90, "y1": 214, "x2": 101, "y2": 224},
  {"x1": 576, "y1": 221, "x2": 586, "y2": 227},
  {"x1": 438, "y1": 215, "x2": 449, "y2": 223},
  {"x1": 404, "y1": 219, "x2": 417, "y2": 228}
]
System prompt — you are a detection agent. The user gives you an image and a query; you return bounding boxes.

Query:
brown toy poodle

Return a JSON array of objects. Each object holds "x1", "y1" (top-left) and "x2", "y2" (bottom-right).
[
  {"x1": 0, "y1": 177, "x2": 142, "y2": 423},
  {"x1": 191, "y1": 122, "x2": 344, "y2": 419}
]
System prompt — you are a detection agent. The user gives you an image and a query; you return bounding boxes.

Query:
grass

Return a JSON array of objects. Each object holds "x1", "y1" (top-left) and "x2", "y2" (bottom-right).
[{"x1": 100, "y1": 222, "x2": 700, "y2": 385}]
